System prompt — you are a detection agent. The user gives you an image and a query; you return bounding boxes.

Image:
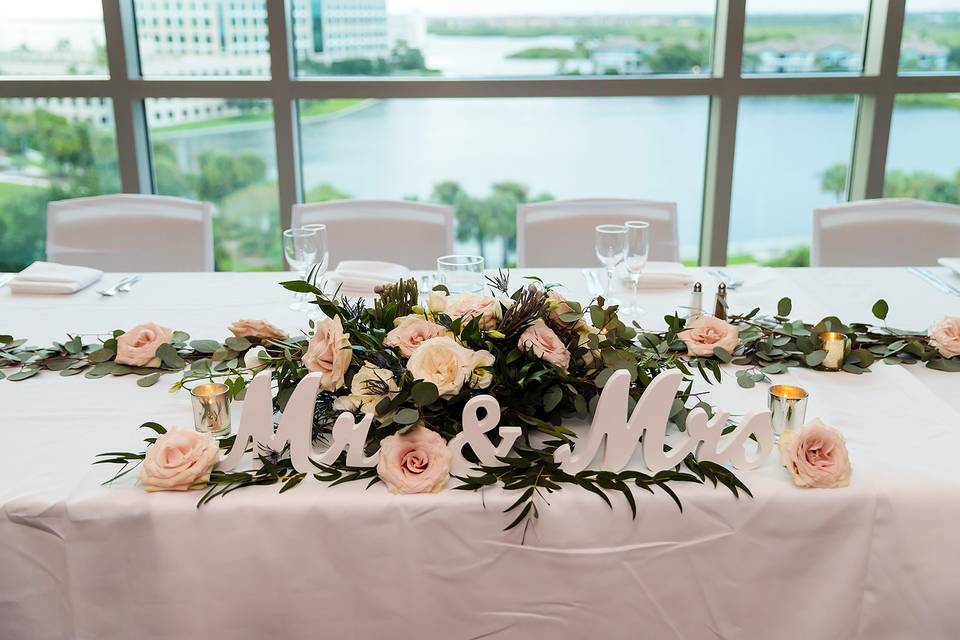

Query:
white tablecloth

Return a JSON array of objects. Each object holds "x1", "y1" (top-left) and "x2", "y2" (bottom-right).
[{"x1": 2, "y1": 267, "x2": 960, "y2": 640}]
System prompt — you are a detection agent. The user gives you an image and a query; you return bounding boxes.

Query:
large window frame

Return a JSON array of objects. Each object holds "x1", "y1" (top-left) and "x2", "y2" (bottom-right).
[{"x1": 3, "y1": 0, "x2": 958, "y2": 266}]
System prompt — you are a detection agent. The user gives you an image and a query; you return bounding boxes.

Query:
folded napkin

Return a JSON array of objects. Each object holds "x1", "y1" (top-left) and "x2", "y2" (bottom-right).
[
  {"x1": 326, "y1": 260, "x2": 410, "y2": 297},
  {"x1": 937, "y1": 258, "x2": 960, "y2": 277},
  {"x1": 8, "y1": 261, "x2": 103, "y2": 295},
  {"x1": 617, "y1": 262, "x2": 693, "y2": 289}
]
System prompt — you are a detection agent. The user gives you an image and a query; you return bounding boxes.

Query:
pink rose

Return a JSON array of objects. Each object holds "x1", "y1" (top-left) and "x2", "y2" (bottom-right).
[
  {"x1": 446, "y1": 293, "x2": 503, "y2": 330},
  {"x1": 678, "y1": 315, "x2": 740, "y2": 357},
  {"x1": 302, "y1": 316, "x2": 352, "y2": 391},
  {"x1": 384, "y1": 314, "x2": 449, "y2": 357},
  {"x1": 115, "y1": 322, "x2": 174, "y2": 368},
  {"x1": 928, "y1": 316, "x2": 960, "y2": 358},
  {"x1": 140, "y1": 430, "x2": 220, "y2": 492},
  {"x1": 519, "y1": 318, "x2": 571, "y2": 371},
  {"x1": 779, "y1": 419, "x2": 852, "y2": 489},
  {"x1": 227, "y1": 319, "x2": 288, "y2": 342},
  {"x1": 377, "y1": 425, "x2": 452, "y2": 494}
]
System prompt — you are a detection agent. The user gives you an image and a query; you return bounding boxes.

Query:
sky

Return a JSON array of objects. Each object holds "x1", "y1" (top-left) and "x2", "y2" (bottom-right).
[{"x1": 4, "y1": 0, "x2": 958, "y2": 20}]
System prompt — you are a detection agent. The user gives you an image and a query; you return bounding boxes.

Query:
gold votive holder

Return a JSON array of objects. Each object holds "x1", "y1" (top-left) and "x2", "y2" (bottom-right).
[
  {"x1": 190, "y1": 383, "x2": 231, "y2": 437},
  {"x1": 768, "y1": 385, "x2": 808, "y2": 436},
  {"x1": 818, "y1": 332, "x2": 850, "y2": 370}
]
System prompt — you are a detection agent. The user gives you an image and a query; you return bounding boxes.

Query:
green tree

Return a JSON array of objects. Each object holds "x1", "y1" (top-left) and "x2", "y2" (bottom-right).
[
  {"x1": 820, "y1": 163, "x2": 848, "y2": 201},
  {"x1": 647, "y1": 44, "x2": 706, "y2": 73},
  {"x1": 194, "y1": 150, "x2": 267, "y2": 202}
]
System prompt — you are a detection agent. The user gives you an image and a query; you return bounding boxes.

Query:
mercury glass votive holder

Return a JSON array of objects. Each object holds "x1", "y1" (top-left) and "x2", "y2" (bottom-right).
[
  {"x1": 190, "y1": 383, "x2": 232, "y2": 437},
  {"x1": 768, "y1": 385, "x2": 808, "y2": 436},
  {"x1": 818, "y1": 332, "x2": 851, "y2": 370}
]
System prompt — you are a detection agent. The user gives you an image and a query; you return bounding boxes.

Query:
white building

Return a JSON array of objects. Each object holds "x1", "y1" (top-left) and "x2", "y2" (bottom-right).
[{"x1": 590, "y1": 37, "x2": 654, "y2": 75}]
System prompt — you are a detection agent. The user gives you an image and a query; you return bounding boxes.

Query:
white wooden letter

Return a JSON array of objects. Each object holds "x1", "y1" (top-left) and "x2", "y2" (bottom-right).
[{"x1": 447, "y1": 395, "x2": 522, "y2": 476}]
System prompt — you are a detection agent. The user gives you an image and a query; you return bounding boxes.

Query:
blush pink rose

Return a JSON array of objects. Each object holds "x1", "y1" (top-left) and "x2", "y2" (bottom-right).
[
  {"x1": 779, "y1": 419, "x2": 852, "y2": 489},
  {"x1": 546, "y1": 290, "x2": 578, "y2": 326},
  {"x1": 115, "y1": 322, "x2": 174, "y2": 368},
  {"x1": 302, "y1": 315, "x2": 352, "y2": 391},
  {"x1": 377, "y1": 425, "x2": 452, "y2": 494},
  {"x1": 384, "y1": 314, "x2": 449, "y2": 357},
  {"x1": 928, "y1": 316, "x2": 960, "y2": 358},
  {"x1": 677, "y1": 315, "x2": 740, "y2": 357},
  {"x1": 519, "y1": 318, "x2": 571, "y2": 371},
  {"x1": 227, "y1": 319, "x2": 288, "y2": 342},
  {"x1": 140, "y1": 430, "x2": 220, "y2": 492},
  {"x1": 446, "y1": 293, "x2": 503, "y2": 330}
]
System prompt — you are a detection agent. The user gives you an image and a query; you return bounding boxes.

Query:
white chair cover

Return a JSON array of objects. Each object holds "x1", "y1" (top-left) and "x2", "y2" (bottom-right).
[
  {"x1": 812, "y1": 198, "x2": 960, "y2": 267},
  {"x1": 517, "y1": 198, "x2": 680, "y2": 268},
  {"x1": 292, "y1": 200, "x2": 454, "y2": 270},
  {"x1": 46, "y1": 194, "x2": 214, "y2": 272}
]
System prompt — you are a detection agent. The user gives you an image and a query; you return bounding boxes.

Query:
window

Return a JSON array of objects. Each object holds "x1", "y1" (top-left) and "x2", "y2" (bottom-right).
[
  {"x1": 885, "y1": 93, "x2": 960, "y2": 203},
  {"x1": 146, "y1": 99, "x2": 280, "y2": 270},
  {"x1": 0, "y1": 100, "x2": 120, "y2": 271},
  {"x1": 728, "y1": 96, "x2": 859, "y2": 266},
  {"x1": 293, "y1": 1, "x2": 715, "y2": 77},
  {"x1": 0, "y1": 1, "x2": 108, "y2": 77},
  {"x1": 900, "y1": 1, "x2": 960, "y2": 73},
  {"x1": 743, "y1": 0, "x2": 870, "y2": 74}
]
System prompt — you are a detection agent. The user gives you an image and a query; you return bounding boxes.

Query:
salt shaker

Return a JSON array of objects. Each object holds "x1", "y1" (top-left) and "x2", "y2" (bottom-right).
[{"x1": 714, "y1": 282, "x2": 727, "y2": 320}]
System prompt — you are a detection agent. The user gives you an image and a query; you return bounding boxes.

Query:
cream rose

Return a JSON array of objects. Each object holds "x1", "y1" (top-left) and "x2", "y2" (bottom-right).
[
  {"x1": 519, "y1": 318, "x2": 571, "y2": 371},
  {"x1": 677, "y1": 315, "x2": 740, "y2": 357},
  {"x1": 115, "y1": 322, "x2": 174, "y2": 368},
  {"x1": 405, "y1": 336, "x2": 480, "y2": 398},
  {"x1": 928, "y1": 316, "x2": 960, "y2": 358},
  {"x1": 227, "y1": 319, "x2": 288, "y2": 342},
  {"x1": 377, "y1": 425, "x2": 452, "y2": 494},
  {"x1": 243, "y1": 345, "x2": 268, "y2": 371},
  {"x1": 140, "y1": 429, "x2": 220, "y2": 492},
  {"x1": 779, "y1": 419, "x2": 852, "y2": 489},
  {"x1": 384, "y1": 314, "x2": 450, "y2": 357},
  {"x1": 334, "y1": 363, "x2": 399, "y2": 414},
  {"x1": 427, "y1": 290, "x2": 449, "y2": 314},
  {"x1": 445, "y1": 293, "x2": 504, "y2": 330},
  {"x1": 302, "y1": 316, "x2": 352, "y2": 391}
]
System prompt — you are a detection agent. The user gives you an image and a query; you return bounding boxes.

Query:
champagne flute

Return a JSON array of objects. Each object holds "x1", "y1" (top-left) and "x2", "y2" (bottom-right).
[
  {"x1": 624, "y1": 221, "x2": 651, "y2": 316},
  {"x1": 283, "y1": 228, "x2": 318, "y2": 311},
  {"x1": 594, "y1": 224, "x2": 626, "y2": 305}
]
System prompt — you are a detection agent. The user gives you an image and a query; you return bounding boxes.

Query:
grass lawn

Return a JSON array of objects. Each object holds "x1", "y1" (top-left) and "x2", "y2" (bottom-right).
[
  {"x1": 0, "y1": 182, "x2": 42, "y2": 199},
  {"x1": 154, "y1": 99, "x2": 366, "y2": 134}
]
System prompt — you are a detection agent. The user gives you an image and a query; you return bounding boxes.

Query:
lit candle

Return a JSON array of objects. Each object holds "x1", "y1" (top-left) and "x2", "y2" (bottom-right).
[
  {"x1": 768, "y1": 385, "x2": 808, "y2": 435},
  {"x1": 818, "y1": 332, "x2": 849, "y2": 370},
  {"x1": 190, "y1": 383, "x2": 232, "y2": 436}
]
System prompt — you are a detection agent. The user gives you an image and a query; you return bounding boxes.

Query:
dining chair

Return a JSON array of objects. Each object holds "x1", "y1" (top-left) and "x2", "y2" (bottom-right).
[
  {"x1": 292, "y1": 200, "x2": 455, "y2": 270},
  {"x1": 811, "y1": 198, "x2": 960, "y2": 267},
  {"x1": 46, "y1": 194, "x2": 215, "y2": 271},
  {"x1": 516, "y1": 198, "x2": 681, "y2": 267}
]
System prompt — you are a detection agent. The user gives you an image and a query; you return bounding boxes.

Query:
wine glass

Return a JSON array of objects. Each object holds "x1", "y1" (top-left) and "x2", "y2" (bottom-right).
[
  {"x1": 300, "y1": 223, "x2": 330, "y2": 286},
  {"x1": 624, "y1": 221, "x2": 651, "y2": 317},
  {"x1": 283, "y1": 228, "x2": 318, "y2": 311},
  {"x1": 594, "y1": 224, "x2": 626, "y2": 305}
]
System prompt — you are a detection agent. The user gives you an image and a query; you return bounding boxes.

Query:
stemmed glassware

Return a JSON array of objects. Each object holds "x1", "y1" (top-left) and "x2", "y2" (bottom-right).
[
  {"x1": 623, "y1": 221, "x2": 651, "y2": 317},
  {"x1": 300, "y1": 223, "x2": 330, "y2": 285},
  {"x1": 594, "y1": 224, "x2": 626, "y2": 304},
  {"x1": 283, "y1": 228, "x2": 318, "y2": 311}
]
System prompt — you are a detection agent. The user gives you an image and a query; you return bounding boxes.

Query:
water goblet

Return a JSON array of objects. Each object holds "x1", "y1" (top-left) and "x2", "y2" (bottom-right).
[
  {"x1": 283, "y1": 228, "x2": 318, "y2": 311},
  {"x1": 594, "y1": 224, "x2": 626, "y2": 305},
  {"x1": 623, "y1": 221, "x2": 651, "y2": 317}
]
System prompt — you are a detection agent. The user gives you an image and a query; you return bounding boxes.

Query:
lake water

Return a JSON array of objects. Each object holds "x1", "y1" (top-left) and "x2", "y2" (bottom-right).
[{"x1": 163, "y1": 34, "x2": 960, "y2": 262}]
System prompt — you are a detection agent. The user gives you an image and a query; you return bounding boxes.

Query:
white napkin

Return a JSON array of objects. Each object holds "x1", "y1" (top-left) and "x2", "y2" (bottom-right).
[
  {"x1": 937, "y1": 258, "x2": 960, "y2": 277},
  {"x1": 8, "y1": 261, "x2": 103, "y2": 295},
  {"x1": 325, "y1": 260, "x2": 410, "y2": 297},
  {"x1": 617, "y1": 262, "x2": 693, "y2": 289}
]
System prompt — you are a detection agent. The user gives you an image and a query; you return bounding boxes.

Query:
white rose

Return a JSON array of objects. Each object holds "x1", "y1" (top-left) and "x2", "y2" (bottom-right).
[
  {"x1": 336, "y1": 363, "x2": 399, "y2": 414},
  {"x1": 406, "y1": 336, "x2": 477, "y2": 398},
  {"x1": 427, "y1": 290, "x2": 449, "y2": 314},
  {"x1": 243, "y1": 346, "x2": 268, "y2": 371},
  {"x1": 928, "y1": 316, "x2": 960, "y2": 358}
]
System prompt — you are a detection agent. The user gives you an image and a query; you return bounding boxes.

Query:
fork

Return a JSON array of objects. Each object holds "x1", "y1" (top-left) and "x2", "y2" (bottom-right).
[
  {"x1": 117, "y1": 275, "x2": 142, "y2": 293},
  {"x1": 908, "y1": 267, "x2": 960, "y2": 297},
  {"x1": 708, "y1": 269, "x2": 744, "y2": 290},
  {"x1": 97, "y1": 275, "x2": 136, "y2": 297}
]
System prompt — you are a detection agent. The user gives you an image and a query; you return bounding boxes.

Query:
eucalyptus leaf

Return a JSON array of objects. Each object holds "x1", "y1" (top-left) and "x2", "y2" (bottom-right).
[
  {"x1": 190, "y1": 340, "x2": 221, "y2": 354},
  {"x1": 394, "y1": 408, "x2": 420, "y2": 425},
  {"x1": 224, "y1": 337, "x2": 252, "y2": 351},
  {"x1": 805, "y1": 350, "x2": 827, "y2": 367},
  {"x1": 871, "y1": 299, "x2": 889, "y2": 321},
  {"x1": 777, "y1": 297, "x2": 792, "y2": 317},
  {"x1": 137, "y1": 372, "x2": 164, "y2": 387},
  {"x1": 6, "y1": 368, "x2": 40, "y2": 381}
]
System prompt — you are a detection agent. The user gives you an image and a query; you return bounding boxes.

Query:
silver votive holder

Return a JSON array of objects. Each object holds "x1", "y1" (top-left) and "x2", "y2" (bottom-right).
[
  {"x1": 818, "y1": 332, "x2": 851, "y2": 371},
  {"x1": 768, "y1": 385, "x2": 808, "y2": 436},
  {"x1": 190, "y1": 383, "x2": 231, "y2": 437}
]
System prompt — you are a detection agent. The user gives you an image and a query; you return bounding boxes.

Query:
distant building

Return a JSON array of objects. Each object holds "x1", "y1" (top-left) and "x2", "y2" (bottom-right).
[
  {"x1": 590, "y1": 37, "x2": 654, "y2": 75},
  {"x1": 900, "y1": 38, "x2": 949, "y2": 71},
  {"x1": 389, "y1": 11, "x2": 427, "y2": 49}
]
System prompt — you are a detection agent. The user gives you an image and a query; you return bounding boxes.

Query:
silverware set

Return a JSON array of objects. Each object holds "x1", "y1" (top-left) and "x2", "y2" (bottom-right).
[
  {"x1": 708, "y1": 269, "x2": 743, "y2": 290},
  {"x1": 908, "y1": 267, "x2": 960, "y2": 297},
  {"x1": 581, "y1": 268, "x2": 602, "y2": 296},
  {"x1": 97, "y1": 274, "x2": 142, "y2": 297}
]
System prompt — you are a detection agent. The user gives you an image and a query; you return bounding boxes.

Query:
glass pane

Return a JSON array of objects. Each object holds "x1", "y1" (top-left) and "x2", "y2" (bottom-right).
[
  {"x1": 885, "y1": 93, "x2": 960, "y2": 203},
  {"x1": 728, "y1": 96, "x2": 858, "y2": 266},
  {"x1": 0, "y1": 1, "x2": 107, "y2": 77},
  {"x1": 900, "y1": 1, "x2": 959, "y2": 73},
  {"x1": 293, "y1": 1, "x2": 715, "y2": 77},
  {"x1": 743, "y1": 0, "x2": 869, "y2": 74},
  {"x1": 0, "y1": 99, "x2": 120, "y2": 271},
  {"x1": 134, "y1": 0, "x2": 270, "y2": 77},
  {"x1": 146, "y1": 98, "x2": 280, "y2": 270},
  {"x1": 298, "y1": 97, "x2": 708, "y2": 266}
]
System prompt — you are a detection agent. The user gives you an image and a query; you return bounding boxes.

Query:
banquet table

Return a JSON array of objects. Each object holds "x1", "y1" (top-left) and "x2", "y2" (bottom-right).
[{"x1": 2, "y1": 266, "x2": 960, "y2": 640}]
